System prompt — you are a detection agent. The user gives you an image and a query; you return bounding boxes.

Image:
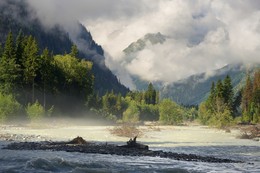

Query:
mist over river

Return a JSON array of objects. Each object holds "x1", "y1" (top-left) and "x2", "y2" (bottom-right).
[{"x1": 0, "y1": 124, "x2": 259, "y2": 173}]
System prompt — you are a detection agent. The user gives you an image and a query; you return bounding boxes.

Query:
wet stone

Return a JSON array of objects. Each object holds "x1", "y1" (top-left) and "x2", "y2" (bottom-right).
[{"x1": 2, "y1": 136, "x2": 243, "y2": 163}]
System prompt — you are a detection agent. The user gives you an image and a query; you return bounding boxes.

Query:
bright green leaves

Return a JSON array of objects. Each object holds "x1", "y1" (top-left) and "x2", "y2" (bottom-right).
[{"x1": 159, "y1": 99, "x2": 183, "y2": 125}]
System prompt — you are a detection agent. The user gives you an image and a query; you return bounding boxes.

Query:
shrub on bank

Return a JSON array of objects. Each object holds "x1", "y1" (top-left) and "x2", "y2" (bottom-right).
[
  {"x1": 26, "y1": 101, "x2": 45, "y2": 121},
  {"x1": 0, "y1": 93, "x2": 21, "y2": 122}
]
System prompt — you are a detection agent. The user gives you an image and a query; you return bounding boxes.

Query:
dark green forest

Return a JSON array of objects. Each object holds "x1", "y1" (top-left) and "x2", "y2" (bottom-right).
[
  {"x1": 0, "y1": 31, "x2": 259, "y2": 127},
  {"x1": 198, "y1": 72, "x2": 260, "y2": 128},
  {"x1": 0, "y1": 0, "x2": 259, "y2": 126},
  {"x1": 0, "y1": 0, "x2": 128, "y2": 97},
  {"x1": 0, "y1": 31, "x2": 94, "y2": 121},
  {"x1": 0, "y1": 32, "x2": 193, "y2": 123}
]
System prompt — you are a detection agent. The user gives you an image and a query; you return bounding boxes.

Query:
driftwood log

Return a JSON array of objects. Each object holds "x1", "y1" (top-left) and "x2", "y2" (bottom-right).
[
  {"x1": 119, "y1": 136, "x2": 149, "y2": 150},
  {"x1": 3, "y1": 136, "x2": 243, "y2": 163}
]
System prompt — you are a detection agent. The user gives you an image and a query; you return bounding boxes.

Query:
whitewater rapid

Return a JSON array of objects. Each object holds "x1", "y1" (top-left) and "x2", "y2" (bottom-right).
[{"x1": 0, "y1": 124, "x2": 259, "y2": 172}]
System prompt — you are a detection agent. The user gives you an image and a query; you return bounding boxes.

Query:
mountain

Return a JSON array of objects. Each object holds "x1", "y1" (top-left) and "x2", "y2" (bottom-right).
[
  {"x1": 121, "y1": 32, "x2": 260, "y2": 106},
  {"x1": 117, "y1": 32, "x2": 167, "y2": 90},
  {"x1": 0, "y1": 0, "x2": 128, "y2": 95},
  {"x1": 123, "y1": 32, "x2": 166, "y2": 55},
  {"x1": 160, "y1": 64, "x2": 259, "y2": 106}
]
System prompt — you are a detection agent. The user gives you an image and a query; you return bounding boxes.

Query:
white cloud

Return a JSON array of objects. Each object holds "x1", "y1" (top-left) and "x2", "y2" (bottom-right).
[
  {"x1": 25, "y1": 0, "x2": 260, "y2": 87},
  {"x1": 84, "y1": 0, "x2": 260, "y2": 87}
]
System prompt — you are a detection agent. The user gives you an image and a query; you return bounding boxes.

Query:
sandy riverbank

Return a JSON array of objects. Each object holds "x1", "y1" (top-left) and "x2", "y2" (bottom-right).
[{"x1": 0, "y1": 122, "x2": 258, "y2": 147}]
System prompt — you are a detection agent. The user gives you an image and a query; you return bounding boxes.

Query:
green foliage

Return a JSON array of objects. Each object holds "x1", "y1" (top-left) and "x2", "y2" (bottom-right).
[
  {"x1": 54, "y1": 54, "x2": 93, "y2": 97},
  {"x1": 86, "y1": 93, "x2": 102, "y2": 110},
  {"x1": 251, "y1": 70, "x2": 260, "y2": 123},
  {"x1": 0, "y1": 43, "x2": 3, "y2": 57},
  {"x1": 26, "y1": 101, "x2": 44, "y2": 121},
  {"x1": 198, "y1": 102, "x2": 211, "y2": 125},
  {"x1": 183, "y1": 107, "x2": 198, "y2": 121},
  {"x1": 241, "y1": 70, "x2": 260, "y2": 123},
  {"x1": 0, "y1": 32, "x2": 20, "y2": 94},
  {"x1": 144, "y1": 83, "x2": 157, "y2": 105},
  {"x1": 139, "y1": 104, "x2": 159, "y2": 121},
  {"x1": 242, "y1": 75, "x2": 253, "y2": 115},
  {"x1": 223, "y1": 75, "x2": 234, "y2": 111},
  {"x1": 70, "y1": 44, "x2": 79, "y2": 57},
  {"x1": 0, "y1": 30, "x2": 97, "y2": 118},
  {"x1": 91, "y1": 84, "x2": 161, "y2": 123},
  {"x1": 2, "y1": 32, "x2": 16, "y2": 61},
  {"x1": 122, "y1": 101, "x2": 140, "y2": 123},
  {"x1": 210, "y1": 107, "x2": 233, "y2": 128},
  {"x1": 209, "y1": 98, "x2": 233, "y2": 128},
  {"x1": 23, "y1": 36, "x2": 39, "y2": 83},
  {"x1": 0, "y1": 93, "x2": 21, "y2": 122},
  {"x1": 159, "y1": 99, "x2": 183, "y2": 125},
  {"x1": 199, "y1": 71, "x2": 260, "y2": 127},
  {"x1": 215, "y1": 80, "x2": 224, "y2": 99},
  {"x1": 198, "y1": 75, "x2": 235, "y2": 127}
]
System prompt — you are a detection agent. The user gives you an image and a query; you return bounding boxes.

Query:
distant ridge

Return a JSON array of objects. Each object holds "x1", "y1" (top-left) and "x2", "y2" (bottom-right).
[{"x1": 160, "y1": 63, "x2": 260, "y2": 105}]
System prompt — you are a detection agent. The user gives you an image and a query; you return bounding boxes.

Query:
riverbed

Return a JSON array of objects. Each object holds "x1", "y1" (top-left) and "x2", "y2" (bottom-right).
[{"x1": 0, "y1": 124, "x2": 259, "y2": 172}]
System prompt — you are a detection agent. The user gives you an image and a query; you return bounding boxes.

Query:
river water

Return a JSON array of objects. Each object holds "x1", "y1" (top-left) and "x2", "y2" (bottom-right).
[{"x1": 0, "y1": 125, "x2": 259, "y2": 173}]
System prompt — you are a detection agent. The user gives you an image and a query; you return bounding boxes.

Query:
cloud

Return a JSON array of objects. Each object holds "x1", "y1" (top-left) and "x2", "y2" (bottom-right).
[
  {"x1": 26, "y1": 0, "x2": 146, "y2": 29},
  {"x1": 24, "y1": 0, "x2": 260, "y2": 88},
  {"x1": 83, "y1": 0, "x2": 260, "y2": 87}
]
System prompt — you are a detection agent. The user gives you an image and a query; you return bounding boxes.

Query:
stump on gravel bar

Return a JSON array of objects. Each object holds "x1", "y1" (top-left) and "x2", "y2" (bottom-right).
[{"x1": 120, "y1": 136, "x2": 149, "y2": 150}]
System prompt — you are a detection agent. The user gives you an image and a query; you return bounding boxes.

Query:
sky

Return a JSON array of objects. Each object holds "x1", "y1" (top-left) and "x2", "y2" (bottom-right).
[{"x1": 27, "y1": 0, "x2": 260, "y2": 88}]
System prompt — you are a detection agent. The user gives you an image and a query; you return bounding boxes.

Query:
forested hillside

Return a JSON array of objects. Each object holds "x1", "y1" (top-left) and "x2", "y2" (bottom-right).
[
  {"x1": 160, "y1": 64, "x2": 259, "y2": 106},
  {"x1": 198, "y1": 70, "x2": 260, "y2": 127},
  {"x1": 0, "y1": 0, "x2": 128, "y2": 96}
]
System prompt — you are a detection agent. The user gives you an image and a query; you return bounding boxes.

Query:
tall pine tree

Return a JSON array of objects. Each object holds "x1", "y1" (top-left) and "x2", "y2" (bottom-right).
[
  {"x1": 0, "y1": 32, "x2": 19, "y2": 94},
  {"x1": 251, "y1": 69, "x2": 260, "y2": 123},
  {"x1": 223, "y1": 75, "x2": 234, "y2": 113},
  {"x1": 242, "y1": 75, "x2": 253, "y2": 113},
  {"x1": 0, "y1": 43, "x2": 3, "y2": 58},
  {"x1": 23, "y1": 36, "x2": 39, "y2": 102},
  {"x1": 70, "y1": 45, "x2": 79, "y2": 58},
  {"x1": 207, "y1": 82, "x2": 216, "y2": 113},
  {"x1": 144, "y1": 83, "x2": 157, "y2": 105},
  {"x1": 39, "y1": 48, "x2": 54, "y2": 109}
]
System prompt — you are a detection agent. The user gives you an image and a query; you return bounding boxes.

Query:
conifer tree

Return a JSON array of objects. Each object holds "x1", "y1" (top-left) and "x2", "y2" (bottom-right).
[
  {"x1": 14, "y1": 30, "x2": 25, "y2": 86},
  {"x1": 145, "y1": 83, "x2": 157, "y2": 105},
  {"x1": 2, "y1": 32, "x2": 16, "y2": 61},
  {"x1": 223, "y1": 75, "x2": 234, "y2": 113},
  {"x1": 242, "y1": 75, "x2": 253, "y2": 113},
  {"x1": 251, "y1": 69, "x2": 260, "y2": 123},
  {"x1": 0, "y1": 43, "x2": 2, "y2": 57},
  {"x1": 39, "y1": 48, "x2": 53, "y2": 109},
  {"x1": 200, "y1": 77, "x2": 234, "y2": 127},
  {"x1": 253, "y1": 69, "x2": 260, "y2": 92},
  {"x1": 15, "y1": 30, "x2": 24, "y2": 65},
  {"x1": 70, "y1": 44, "x2": 79, "y2": 57},
  {"x1": 23, "y1": 36, "x2": 39, "y2": 102},
  {"x1": 215, "y1": 80, "x2": 224, "y2": 99},
  {"x1": 207, "y1": 82, "x2": 216, "y2": 113},
  {"x1": 209, "y1": 82, "x2": 216, "y2": 99},
  {"x1": 0, "y1": 32, "x2": 19, "y2": 93}
]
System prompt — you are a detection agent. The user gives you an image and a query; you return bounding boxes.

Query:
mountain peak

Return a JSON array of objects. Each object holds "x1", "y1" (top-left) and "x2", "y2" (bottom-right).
[{"x1": 123, "y1": 32, "x2": 166, "y2": 55}]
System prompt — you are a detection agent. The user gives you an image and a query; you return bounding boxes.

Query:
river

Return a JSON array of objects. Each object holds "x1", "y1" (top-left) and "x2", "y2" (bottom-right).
[{"x1": 0, "y1": 124, "x2": 259, "y2": 173}]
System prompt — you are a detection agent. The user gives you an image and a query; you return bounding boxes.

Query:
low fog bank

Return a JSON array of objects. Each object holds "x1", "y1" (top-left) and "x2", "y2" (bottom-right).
[{"x1": 1, "y1": 117, "x2": 114, "y2": 128}]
